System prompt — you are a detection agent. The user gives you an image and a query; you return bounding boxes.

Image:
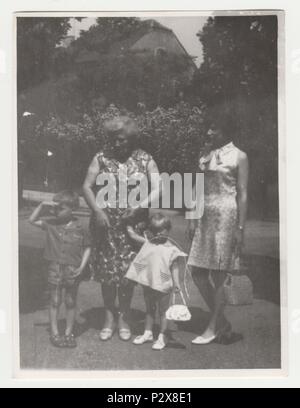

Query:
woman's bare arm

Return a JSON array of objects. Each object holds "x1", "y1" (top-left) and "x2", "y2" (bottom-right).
[
  {"x1": 237, "y1": 151, "x2": 249, "y2": 229},
  {"x1": 139, "y1": 159, "x2": 161, "y2": 208},
  {"x1": 236, "y1": 150, "x2": 249, "y2": 247},
  {"x1": 29, "y1": 201, "x2": 57, "y2": 228},
  {"x1": 82, "y1": 155, "x2": 110, "y2": 227},
  {"x1": 82, "y1": 155, "x2": 101, "y2": 212},
  {"x1": 126, "y1": 226, "x2": 147, "y2": 245}
]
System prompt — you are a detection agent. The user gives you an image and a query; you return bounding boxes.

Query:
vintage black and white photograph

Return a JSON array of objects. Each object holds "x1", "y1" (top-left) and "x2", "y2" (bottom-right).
[{"x1": 16, "y1": 11, "x2": 284, "y2": 373}]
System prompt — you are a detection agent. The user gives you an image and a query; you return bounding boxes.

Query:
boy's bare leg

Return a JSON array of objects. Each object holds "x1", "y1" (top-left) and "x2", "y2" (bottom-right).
[
  {"x1": 65, "y1": 285, "x2": 78, "y2": 336},
  {"x1": 49, "y1": 285, "x2": 62, "y2": 336}
]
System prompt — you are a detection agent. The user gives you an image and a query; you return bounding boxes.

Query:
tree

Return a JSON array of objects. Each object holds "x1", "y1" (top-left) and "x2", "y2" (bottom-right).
[
  {"x1": 17, "y1": 17, "x2": 72, "y2": 92},
  {"x1": 74, "y1": 17, "x2": 142, "y2": 52},
  {"x1": 72, "y1": 18, "x2": 193, "y2": 110},
  {"x1": 27, "y1": 103, "x2": 205, "y2": 191},
  {"x1": 193, "y1": 15, "x2": 278, "y2": 218},
  {"x1": 74, "y1": 51, "x2": 191, "y2": 111}
]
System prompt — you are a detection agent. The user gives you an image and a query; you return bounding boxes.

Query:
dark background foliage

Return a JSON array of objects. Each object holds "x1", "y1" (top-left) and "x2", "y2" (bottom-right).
[{"x1": 17, "y1": 15, "x2": 279, "y2": 219}]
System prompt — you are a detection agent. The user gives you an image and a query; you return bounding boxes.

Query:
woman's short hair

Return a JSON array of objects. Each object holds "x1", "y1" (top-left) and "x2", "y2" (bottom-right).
[
  {"x1": 53, "y1": 190, "x2": 80, "y2": 210},
  {"x1": 207, "y1": 104, "x2": 237, "y2": 141},
  {"x1": 103, "y1": 116, "x2": 139, "y2": 140}
]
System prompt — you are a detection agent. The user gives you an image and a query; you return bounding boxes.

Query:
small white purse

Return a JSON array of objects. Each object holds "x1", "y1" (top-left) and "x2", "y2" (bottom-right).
[{"x1": 165, "y1": 290, "x2": 191, "y2": 321}]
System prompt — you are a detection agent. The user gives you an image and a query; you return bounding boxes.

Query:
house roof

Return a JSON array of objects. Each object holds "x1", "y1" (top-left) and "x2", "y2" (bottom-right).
[
  {"x1": 107, "y1": 19, "x2": 172, "y2": 55},
  {"x1": 75, "y1": 19, "x2": 195, "y2": 67}
]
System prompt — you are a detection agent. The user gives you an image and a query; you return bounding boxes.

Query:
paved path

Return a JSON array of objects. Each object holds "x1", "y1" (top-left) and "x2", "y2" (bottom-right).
[{"x1": 18, "y1": 208, "x2": 281, "y2": 370}]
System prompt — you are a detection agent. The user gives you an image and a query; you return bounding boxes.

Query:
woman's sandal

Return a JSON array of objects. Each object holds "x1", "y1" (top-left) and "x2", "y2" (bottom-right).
[
  {"x1": 191, "y1": 334, "x2": 217, "y2": 345},
  {"x1": 99, "y1": 327, "x2": 114, "y2": 341}
]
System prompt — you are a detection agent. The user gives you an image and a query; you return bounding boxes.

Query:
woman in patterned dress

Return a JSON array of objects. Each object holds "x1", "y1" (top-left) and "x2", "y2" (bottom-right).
[
  {"x1": 83, "y1": 116, "x2": 161, "y2": 341},
  {"x1": 187, "y1": 122, "x2": 249, "y2": 344}
]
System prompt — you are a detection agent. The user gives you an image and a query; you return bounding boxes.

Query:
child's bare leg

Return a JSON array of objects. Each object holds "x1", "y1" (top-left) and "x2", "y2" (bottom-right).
[
  {"x1": 133, "y1": 287, "x2": 155, "y2": 344},
  {"x1": 144, "y1": 287, "x2": 156, "y2": 333},
  {"x1": 152, "y1": 293, "x2": 169, "y2": 350},
  {"x1": 65, "y1": 285, "x2": 78, "y2": 336},
  {"x1": 49, "y1": 285, "x2": 62, "y2": 335},
  {"x1": 160, "y1": 315, "x2": 168, "y2": 334},
  {"x1": 158, "y1": 293, "x2": 170, "y2": 335},
  {"x1": 145, "y1": 313, "x2": 155, "y2": 332}
]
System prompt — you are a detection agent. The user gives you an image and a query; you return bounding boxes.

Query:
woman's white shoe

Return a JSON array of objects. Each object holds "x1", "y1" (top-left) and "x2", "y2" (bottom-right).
[
  {"x1": 152, "y1": 334, "x2": 167, "y2": 350},
  {"x1": 191, "y1": 334, "x2": 216, "y2": 345},
  {"x1": 99, "y1": 328, "x2": 114, "y2": 341},
  {"x1": 133, "y1": 331, "x2": 153, "y2": 345}
]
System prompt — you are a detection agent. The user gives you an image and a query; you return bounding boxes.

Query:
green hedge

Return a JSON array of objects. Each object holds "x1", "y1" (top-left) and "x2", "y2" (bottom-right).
[{"x1": 25, "y1": 102, "x2": 206, "y2": 191}]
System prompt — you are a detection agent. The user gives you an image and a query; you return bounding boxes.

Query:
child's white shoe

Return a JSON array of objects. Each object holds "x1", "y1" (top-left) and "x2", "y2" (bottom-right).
[
  {"x1": 152, "y1": 334, "x2": 167, "y2": 350},
  {"x1": 133, "y1": 331, "x2": 153, "y2": 345}
]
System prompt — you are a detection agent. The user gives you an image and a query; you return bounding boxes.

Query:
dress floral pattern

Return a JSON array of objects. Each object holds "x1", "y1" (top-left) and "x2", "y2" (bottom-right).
[
  {"x1": 188, "y1": 142, "x2": 240, "y2": 271},
  {"x1": 90, "y1": 149, "x2": 153, "y2": 286}
]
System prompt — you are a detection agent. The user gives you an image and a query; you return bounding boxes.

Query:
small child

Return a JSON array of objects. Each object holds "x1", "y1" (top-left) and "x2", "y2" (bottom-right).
[
  {"x1": 29, "y1": 190, "x2": 91, "y2": 348},
  {"x1": 125, "y1": 212, "x2": 187, "y2": 350}
]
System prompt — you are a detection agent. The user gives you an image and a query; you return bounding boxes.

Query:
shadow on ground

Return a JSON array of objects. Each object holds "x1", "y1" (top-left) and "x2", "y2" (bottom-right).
[{"x1": 244, "y1": 254, "x2": 280, "y2": 305}]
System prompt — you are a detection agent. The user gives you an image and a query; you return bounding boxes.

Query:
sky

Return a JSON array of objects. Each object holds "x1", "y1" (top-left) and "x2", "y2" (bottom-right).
[{"x1": 69, "y1": 16, "x2": 207, "y2": 66}]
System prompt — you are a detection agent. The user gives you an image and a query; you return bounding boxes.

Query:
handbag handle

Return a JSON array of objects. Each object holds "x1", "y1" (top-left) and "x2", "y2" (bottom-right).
[{"x1": 171, "y1": 290, "x2": 187, "y2": 306}]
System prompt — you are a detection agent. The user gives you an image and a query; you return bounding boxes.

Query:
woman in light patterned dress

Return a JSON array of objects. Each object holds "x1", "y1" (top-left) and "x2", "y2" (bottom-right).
[
  {"x1": 187, "y1": 122, "x2": 248, "y2": 344},
  {"x1": 83, "y1": 116, "x2": 160, "y2": 341}
]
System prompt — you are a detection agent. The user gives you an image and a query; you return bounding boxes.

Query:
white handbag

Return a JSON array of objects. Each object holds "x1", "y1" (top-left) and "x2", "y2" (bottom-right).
[{"x1": 165, "y1": 290, "x2": 191, "y2": 321}]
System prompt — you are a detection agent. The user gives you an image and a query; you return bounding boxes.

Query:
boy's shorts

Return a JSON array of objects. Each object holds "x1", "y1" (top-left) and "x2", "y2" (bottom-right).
[{"x1": 48, "y1": 262, "x2": 79, "y2": 288}]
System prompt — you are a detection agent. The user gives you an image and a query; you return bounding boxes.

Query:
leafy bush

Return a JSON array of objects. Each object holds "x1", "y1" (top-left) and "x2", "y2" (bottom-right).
[{"x1": 25, "y1": 102, "x2": 206, "y2": 191}]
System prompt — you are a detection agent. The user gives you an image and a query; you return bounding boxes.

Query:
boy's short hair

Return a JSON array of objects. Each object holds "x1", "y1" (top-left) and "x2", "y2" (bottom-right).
[
  {"x1": 53, "y1": 190, "x2": 80, "y2": 210},
  {"x1": 149, "y1": 213, "x2": 172, "y2": 234}
]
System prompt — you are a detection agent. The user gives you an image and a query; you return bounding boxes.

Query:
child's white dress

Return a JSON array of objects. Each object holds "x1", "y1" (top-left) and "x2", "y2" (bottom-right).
[{"x1": 125, "y1": 240, "x2": 187, "y2": 293}]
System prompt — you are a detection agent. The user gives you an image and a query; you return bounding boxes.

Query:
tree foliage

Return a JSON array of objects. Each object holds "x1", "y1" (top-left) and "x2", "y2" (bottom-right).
[
  {"x1": 74, "y1": 17, "x2": 143, "y2": 52},
  {"x1": 75, "y1": 51, "x2": 192, "y2": 111},
  {"x1": 193, "y1": 15, "x2": 278, "y2": 217},
  {"x1": 25, "y1": 103, "x2": 205, "y2": 191},
  {"x1": 17, "y1": 17, "x2": 72, "y2": 91},
  {"x1": 71, "y1": 18, "x2": 193, "y2": 110},
  {"x1": 194, "y1": 15, "x2": 277, "y2": 157}
]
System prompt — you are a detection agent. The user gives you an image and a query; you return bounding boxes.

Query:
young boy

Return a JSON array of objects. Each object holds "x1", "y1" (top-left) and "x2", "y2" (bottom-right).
[{"x1": 29, "y1": 190, "x2": 91, "y2": 348}]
